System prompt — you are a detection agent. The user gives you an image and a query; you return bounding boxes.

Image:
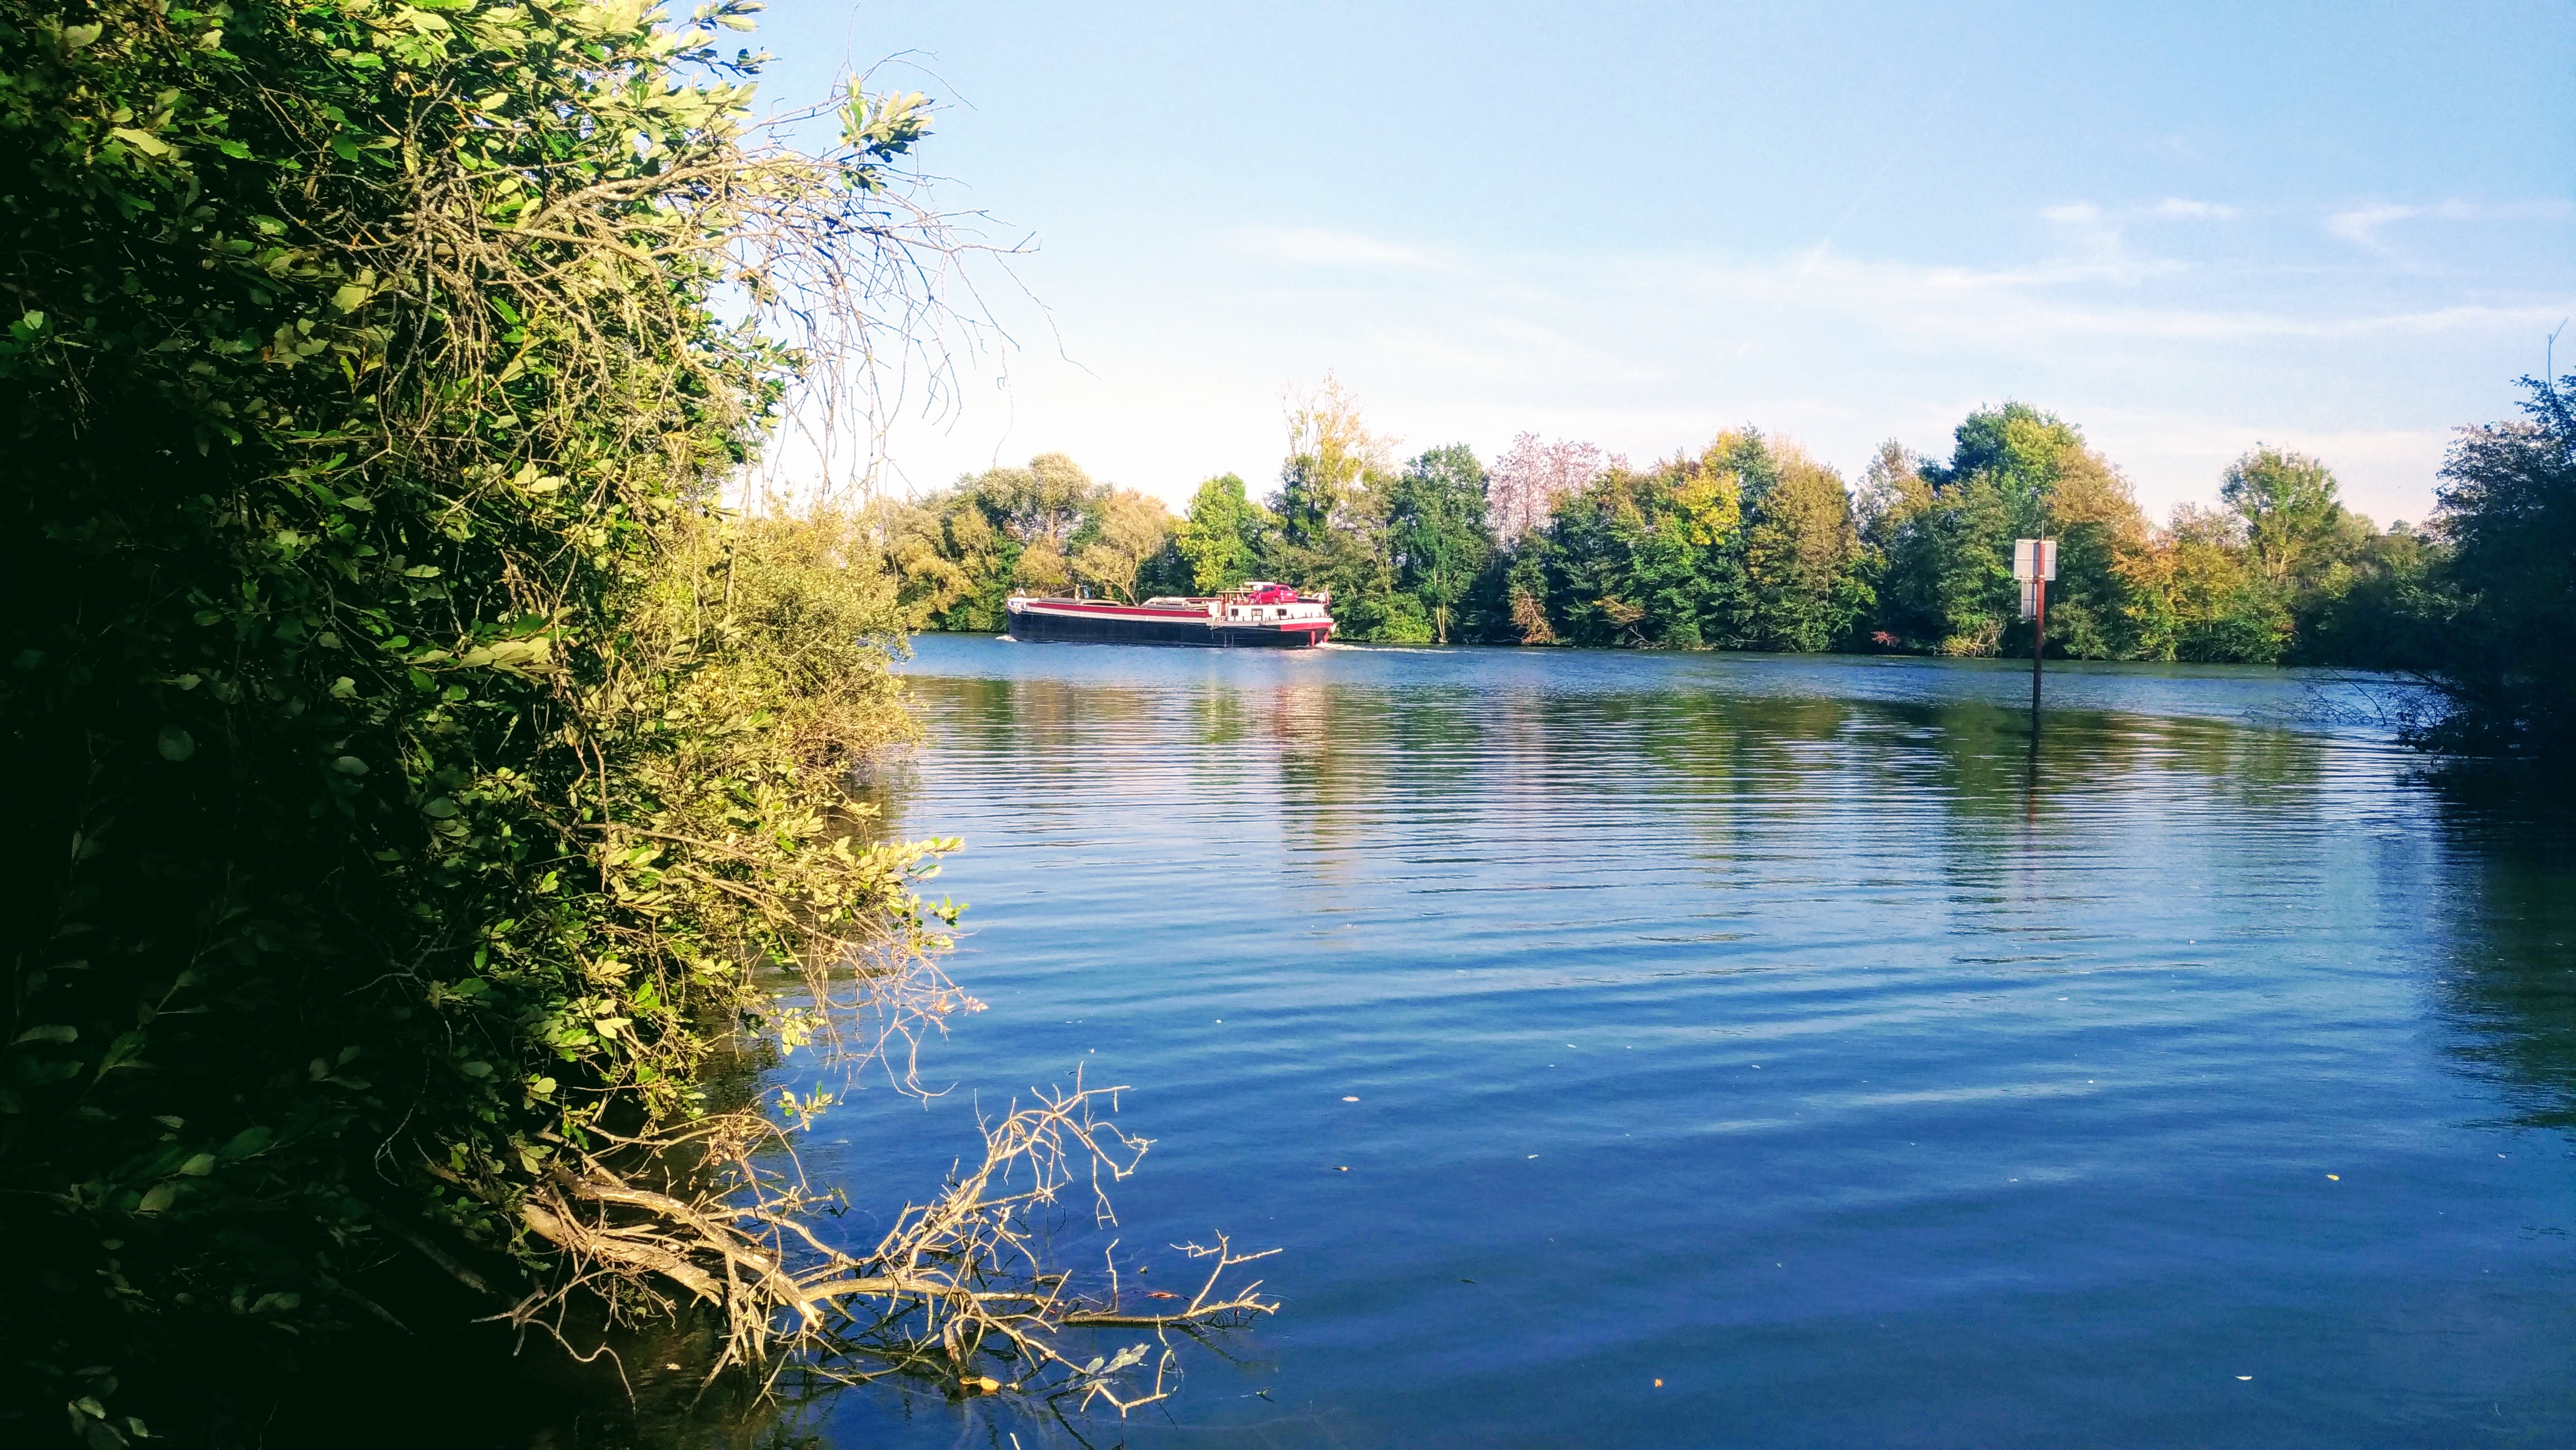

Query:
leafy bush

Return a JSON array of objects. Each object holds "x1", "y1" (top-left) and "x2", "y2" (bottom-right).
[{"x1": 1, "y1": 1, "x2": 958, "y2": 1435}]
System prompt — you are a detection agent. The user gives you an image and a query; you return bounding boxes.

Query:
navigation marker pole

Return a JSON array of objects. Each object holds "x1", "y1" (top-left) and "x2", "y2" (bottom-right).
[{"x1": 2014, "y1": 538, "x2": 2058, "y2": 718}]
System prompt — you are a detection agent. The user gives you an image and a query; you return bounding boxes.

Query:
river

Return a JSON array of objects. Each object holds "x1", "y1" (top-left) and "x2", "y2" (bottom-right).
[{"x1": 770, "y1": 635, "x2": 2576, "y2": 1446}]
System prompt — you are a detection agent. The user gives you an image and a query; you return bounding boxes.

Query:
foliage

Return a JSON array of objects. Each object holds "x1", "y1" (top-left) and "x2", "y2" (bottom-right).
[
  {"x1": 1486, "y1": 432, "x2": 1603, "y2": 543},
  {"x1": 2403, "y1": 374, "x2": 2576, "y2": 762},
  {"x1": 2224, "y1": 446, "x2": 2345, "y2": 583},
  {"x1": 1381, "y1": 444, "x2": 1491, "y2": 644},
  {"x1": 876, "y1": 389, "x2": 2448, "y2": 666},
  {"x1": 1744, "y1": 439, "x2": 1865, "y2": 651},
  {"x1": 1172, "y1": 472, "x2": 1272, "y2": 594},
  {"x1": 0, "y1": 0, "x2": 1020, "y2": 1435},
  {"x1": 1275, "y1": 372, "x2": 1391, "y2": 547},
  {"x1": 874, "y1": 453, "x2": 1182, "y2": 628},
  {"x1": 1072, "y1": 487, "x2": 1183, "y2": 602}
]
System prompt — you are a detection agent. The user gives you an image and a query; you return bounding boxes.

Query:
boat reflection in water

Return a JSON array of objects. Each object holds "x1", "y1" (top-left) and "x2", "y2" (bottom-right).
[{"x1": 1005, "y1": 581, "x2": 1334, "y2": 648}]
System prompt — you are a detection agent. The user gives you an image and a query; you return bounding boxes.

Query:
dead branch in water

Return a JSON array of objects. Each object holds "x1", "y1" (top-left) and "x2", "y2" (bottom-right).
[{"x1": 485, "y1": 1075, "x2": 1276, "y2": 1412}]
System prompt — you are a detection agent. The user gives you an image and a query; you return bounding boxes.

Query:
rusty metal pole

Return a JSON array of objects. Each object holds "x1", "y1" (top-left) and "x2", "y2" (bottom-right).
[{"x1": 2030, "y1": 576, "x2": 2047, "y2": 716}]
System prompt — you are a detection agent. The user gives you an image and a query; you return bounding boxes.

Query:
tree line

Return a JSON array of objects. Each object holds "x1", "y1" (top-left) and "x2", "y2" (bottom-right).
[
  {"x1": 877, "y1": 379, "x2": 2428, "y2": 663},
  {"x1": 876, "y1": 372, "x2": 2573, "y2": 761}
]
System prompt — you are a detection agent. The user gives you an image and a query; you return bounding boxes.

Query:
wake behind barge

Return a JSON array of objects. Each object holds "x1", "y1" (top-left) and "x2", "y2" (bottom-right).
[{"x1": 1005, "y1": 582, "x2": 1334, "y2": 648}]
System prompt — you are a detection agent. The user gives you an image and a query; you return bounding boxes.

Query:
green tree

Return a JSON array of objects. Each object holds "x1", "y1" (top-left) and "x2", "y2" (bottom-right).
[
  {"x1": 2290, "y1": 520, "x2": 2435, "y2": 668},
  {"x1": 875, "y1": 453, "x2": 1200, "y2": 623},
  {"x1": 1535, "y1": 444, "x2": 1751, "y2": 650},
  {"x1": 2406, "y1": 373, "x2": 2576, "y2": 762},
  {"x1": 967, "y1": 451, "x2": 1099, "y2": 595},
  {"x1": 1275, "y1": 374, "x2": 1391, "y2": 547},
  {"x1": 2221, "y1": 446, "x2": 2345, "y2": 584},
  {"x1": 1881, "y1": 403, "x2": 2151, "y2": 657},
  {"x1": 1383, "y1": 444, "x2": 1494, "y2": 643},
  {"x1": 873, "y1": 490, "x2": 1013, "y2": 629},
  {"x1": 1743, "y1": 442, "x2": 1862, "y2": 652},
  {"x1": 1071, "y1": 487, "x2": 1180, "y2": 602},
  {"x1": 1176, "y1": 473, "x2": 1274, "y2": 593},
  {"x1": 2157, "y1": 505, "x2": 2291, "y2": 661}
]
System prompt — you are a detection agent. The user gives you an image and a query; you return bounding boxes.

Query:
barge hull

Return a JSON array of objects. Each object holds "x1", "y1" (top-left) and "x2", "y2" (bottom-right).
[{"x1": 1007, "y1": 603, "x2": 1327, "y2": 648}]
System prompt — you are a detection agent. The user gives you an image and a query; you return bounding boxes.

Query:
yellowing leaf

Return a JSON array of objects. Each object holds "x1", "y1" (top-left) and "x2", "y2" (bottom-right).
[
  {"x1": 111, "y1": 126, "x2": 172, "y2": 157},
  {"x1": 456, "y1": 638, "x2": 553, "y2": 674}
]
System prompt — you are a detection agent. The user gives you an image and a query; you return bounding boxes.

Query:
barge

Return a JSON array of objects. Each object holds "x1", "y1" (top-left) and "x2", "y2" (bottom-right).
[{"x1": 1005, "y1": 582, "x2": 1334, "y2": 648}]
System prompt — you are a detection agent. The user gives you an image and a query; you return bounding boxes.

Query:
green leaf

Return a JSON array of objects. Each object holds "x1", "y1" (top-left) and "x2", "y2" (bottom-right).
[
  {"x1": 12, "y1": 1023, "x2": 76, "y2": 1045},
  {"x1": 178, "y1": 1153, "x2": 217, "y2": 1176},
  {"x1": 61, "y1": 22, "x2": 102, "y2": 48},
  {"x1": 218, "y1": 1126, "x2": 272, "y2": 1160},
  {"x1": 330, "y1": 755, "x2": 368, "y2": 775},
  {"x1": 137, "y1": 1183, "x2": 178, "y2": 1214},
  {"x1": 157, "y1": 726, "x2": 196, "y2": 762},
  {"x1": 111, "y1": 127, "x2": 173, "y2": 158}
]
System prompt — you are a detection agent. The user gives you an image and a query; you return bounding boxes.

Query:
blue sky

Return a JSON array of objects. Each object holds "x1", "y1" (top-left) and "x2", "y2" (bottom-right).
[{"x1": 757, "y1": 1, "x2": 2574, "y2": 525}]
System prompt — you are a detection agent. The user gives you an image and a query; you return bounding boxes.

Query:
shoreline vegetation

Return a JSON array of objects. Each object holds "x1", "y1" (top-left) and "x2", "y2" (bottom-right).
[
  {"x1": 876, "y1": 372, "x2": 2574, "y2": 764},
  {"x1": 2, "y1": 4, "x2": 1266, "y2": 1445}
]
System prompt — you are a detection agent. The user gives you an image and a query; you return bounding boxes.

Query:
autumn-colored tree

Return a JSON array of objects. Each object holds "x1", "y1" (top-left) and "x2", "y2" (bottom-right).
[
  {"x1": 1276, "y1": 374, "x2": 1394, "y2": 546},
  {"x1": 1488, "y1": 432, "x2": 1606, "y2": 542},
  {"x1": 1744, "y1": 442, "x2": 1863, "y2": 652},
  {"x1": 1072, "y1": 488, "x2": 1181, "y2": 602}
]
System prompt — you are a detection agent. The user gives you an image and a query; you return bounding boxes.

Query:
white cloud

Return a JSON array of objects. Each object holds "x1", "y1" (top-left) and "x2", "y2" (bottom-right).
[
  {"x1": 2326, "y1": 198, "x2": 2574, "y2": 252},
  {"x1": 1663, "y1": 247, "x2": 2566, "y2": 346},
  {"x1": 2034, "y1": 201, "x2": 2187, "y2": 285},
  {"x1": 860, "y1": 204, "x2": 2568, "y2": 525},
  {"x1": 1228, "y1": 225, "x2": 1454, "y2": 272}
]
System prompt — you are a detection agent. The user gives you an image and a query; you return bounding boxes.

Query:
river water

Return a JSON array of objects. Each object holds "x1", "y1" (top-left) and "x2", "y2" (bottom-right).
[{"x1": 778, "y1": 635, "x2": 2576, "y2": 1447}]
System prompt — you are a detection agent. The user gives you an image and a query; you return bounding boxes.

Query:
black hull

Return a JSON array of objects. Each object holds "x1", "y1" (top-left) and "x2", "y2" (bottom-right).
[{"x1": 1007, "y1": 606, "x2": 1325, "y2": 649}]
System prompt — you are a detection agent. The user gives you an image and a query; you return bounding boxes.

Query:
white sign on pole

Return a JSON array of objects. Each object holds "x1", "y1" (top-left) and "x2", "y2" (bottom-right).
[
  {"x1": 2012, "y1": 538, "x2": 2058, "y2": 582},
  {"x1": 2019, "y1": 579, "x2": 2040, "y2": 620}
]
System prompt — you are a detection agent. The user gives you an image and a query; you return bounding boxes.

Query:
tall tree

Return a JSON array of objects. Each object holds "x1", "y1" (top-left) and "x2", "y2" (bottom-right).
[
  {"x1": 964, "y1": 451, "x2": 1096, "y2": 593},
  {"x1": 1488, "y1": 432, "x2": 1604, "y2": 543},
  {"x1": 1743, "y1": 441, "x2": 1862, "y2": 652},
  {"x1": 1071, "y1": 488, "x2": 1180, "y2": 602},
  {"x1": 1175, "y1": 473, "x2": 1271, "y2": 592},
  {"x1": 2407, "y1": 373, "x2": 2576, "y2": 762},
  {"x1": 1882, "y1": 402, "x2": 2150, "y2": 657},
  {"x1": 2153, "y1": 504, "x2": 2291, "y2": 662},
  {"x1": 1383, "y1": 444, "x2": 1493, "y2": 643},
  {"x1": 2221, "y1": 446, "x2": 2344, "y2": 584},
  {"x1": 1276, "y1": 374, "x2": 1391, "y2": 547}
]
